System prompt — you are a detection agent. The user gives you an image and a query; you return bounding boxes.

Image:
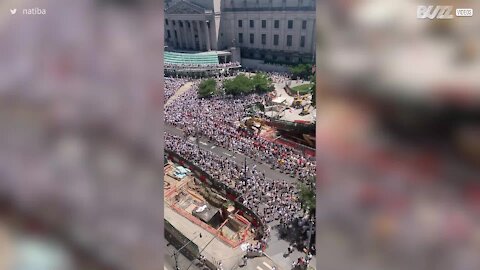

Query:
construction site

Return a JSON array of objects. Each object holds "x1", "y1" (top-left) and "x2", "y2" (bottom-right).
[{"x1": 164, "y1": 160, "x2": 261, "y2": 270}]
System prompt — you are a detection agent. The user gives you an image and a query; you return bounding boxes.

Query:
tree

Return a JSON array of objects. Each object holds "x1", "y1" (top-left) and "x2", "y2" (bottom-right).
[
  {"x1": 290, "y1": 63, "x2": 313, "y2": 80},
  {"x1": 310, "y1": 74, "x2": 316, "y2": 106},
  {"x1": 223, "y1": 74, "x2": 254, "y2": 95},
  {"x1": 198, "y1": 78, "x2": 217, "y2": 98},
  {"x1": 251, "y1": 72, "x2": 274, "y2": 93},
  {"x1": 297, "y1": 183, "x2": 316, "y2": 214}
]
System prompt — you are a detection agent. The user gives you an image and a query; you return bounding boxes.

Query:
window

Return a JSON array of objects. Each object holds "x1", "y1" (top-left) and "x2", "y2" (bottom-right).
[
  {"x1": 288, "y1": 20, "x2": 293, "y2": 29},
  {"x1": 238, "y1": 20, "x2": 242, "y2": 27},
  {"x1": 287, "y1": 35, "x2": 292, "y2": 46},
  {"x1": 179, "y1": 21, "x2": 183, "y2": 27},
  {"x1": 187, "y1": 21, "x2": 191, "y2": 28},
  {"x1": 262, "y1": 20, "x2": 266, "y2": 28},
  {"x1": 300, "y1": 36, "x2": 305, "y2": 47},
  {"x1": 250, "y1": 20, "x2": 254, "y2": 28},
  {"x1": 172, "y1": 20, "x2": 176, "y2": 26},
  {"x1": 250, "y1": 33, "x2": 254, "y2": 44},
  {"x1": 261, "y1": 34, "x2": 266, "y2": 45},
  {"x1": 302, "y1": 20, "x2": 307, "y2": 29},
  {"x1": 165, "y1": 19, "x2": 169, "y2": 25},
  {"x1": 167, "y1": 30, "x2": 171, "y2": 38},
  {"x1": 273, "y1": 35, "x2": 279, "y2": 46},
  {"x1": 274, "y1": 20, "x2": 279, "y2": 29},
  {"x1": 174, "y1": 30, "x2": 178, "y2": 38},
  {"x1": 239, "y1": 33, "x2": 243, "y2": 43}
]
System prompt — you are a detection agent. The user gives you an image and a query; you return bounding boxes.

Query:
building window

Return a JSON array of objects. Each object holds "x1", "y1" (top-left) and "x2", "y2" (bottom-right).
[
  {"x1": 250, "y1": 33, "x2": 254, "y2": 44},
  {"x1": 167, "y1": 30, "x2": 171, "y2": 38},
  {"x1": 165, "y1": 19, "x2": 169, "y2": 25},
  {"x1": 174, "y1": 31, "x2": 178, "y2": 38},
  {"x1": 261, "y1": 34, "x2": 266, "y2": 45},
  {"x1": 238, "y1": 20, "x2": 242, "y2": 28},
  {"x1": 239, "y1": 33, "x2": 243, "y2": 43},
  {"x1": 179, "y1": 21, "x2": 183, "y2": 27},
  {"x1": 250, "y1": 20, "x2": 254, "y2": 28},
  {"x1": 288, "y1": 20, "x2": 293, "y2": 29},
  {"x1": 273, "y1": 35, "x2": 279, "y2": 46},
  {"x1": 287, "y1": 35, "x2": 292, "y2": 46},
  {"x1": 274, "y1": 20, "x2": 279, "y2": 29},
  {"x1": 187, "y1": 21, "x2": 191, "y2": 28},
  {"x1": 300, "y1": 36, "x2": 305, "y2": 47},
  {"x1": 172, "y1": 20, "x2": 176, "y2": 26},
  {"x1": 262, "y1": 20, "x2": 266, "y2": 28},
  {"x1": 302, "y1": 20, "x2": 307, "y2": 29}
]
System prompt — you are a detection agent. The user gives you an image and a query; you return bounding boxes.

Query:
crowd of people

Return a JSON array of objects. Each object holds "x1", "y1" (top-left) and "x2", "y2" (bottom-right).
[
  {"x1": 165, "y1": 133, "x2": 314, "y2": 247},
  {"x1": 164, "y1": 77, "x2": 188, "y2": 101},
  {"x1": 164, "y1": 61, "x2": 241, "y2": 70},
  {"x1": 267, "y1": 71, "x2": 293, "y2": 84},
  {"x1": 164, "y1": 79, "x2": 315, "y2": 183}
]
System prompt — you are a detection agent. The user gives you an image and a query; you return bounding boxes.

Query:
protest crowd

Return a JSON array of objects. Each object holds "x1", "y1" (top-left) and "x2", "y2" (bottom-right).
[{"x1": 164, "y1": 80, "x2": 316, "y2": 184}]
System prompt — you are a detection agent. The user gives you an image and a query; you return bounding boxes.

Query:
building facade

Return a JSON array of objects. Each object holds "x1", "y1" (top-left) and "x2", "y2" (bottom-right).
[{"x1": 165, "y1": 0, "x2": 316, "y2": 64}]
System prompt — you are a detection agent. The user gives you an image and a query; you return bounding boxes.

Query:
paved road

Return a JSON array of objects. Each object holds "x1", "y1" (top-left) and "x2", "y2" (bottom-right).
[
  {"x1": 164, "y1": 124, "x2": 299, "y2": 185},
  {"x1": 243, "y1": 256, "x2": 281, "y2": 270},
  {"x1": 166, "y1": 82, "x2": 194, "y2": 107}
]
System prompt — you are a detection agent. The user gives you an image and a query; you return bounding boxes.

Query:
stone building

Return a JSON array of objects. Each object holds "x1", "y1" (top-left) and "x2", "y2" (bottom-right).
[{"x1": 164, "y1": 0, "x2": 316, "y2": 65}]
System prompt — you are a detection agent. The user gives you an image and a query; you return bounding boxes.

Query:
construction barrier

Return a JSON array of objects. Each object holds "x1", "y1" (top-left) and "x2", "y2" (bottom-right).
[{"x1": 165, "y1": 150, "x2": 265, "y2": 231}]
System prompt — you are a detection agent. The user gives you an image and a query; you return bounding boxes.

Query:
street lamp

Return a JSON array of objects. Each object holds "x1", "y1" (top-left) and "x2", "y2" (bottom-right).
[{"x1": 169, "y1": 232, "x2": 202, "y2": 270}]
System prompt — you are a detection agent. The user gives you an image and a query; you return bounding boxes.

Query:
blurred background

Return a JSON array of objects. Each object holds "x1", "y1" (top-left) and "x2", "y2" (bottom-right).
[
  {"x1": 0, "y1": 0, "x2": 164, "y2": 269},
  {"x1": 315, "y1": 0, "x2": 480, "y2": 270}
]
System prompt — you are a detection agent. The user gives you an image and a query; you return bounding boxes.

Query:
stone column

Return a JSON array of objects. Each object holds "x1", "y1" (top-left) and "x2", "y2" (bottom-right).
[
  {"x1": 204, "y1": 20, "x2": 211, "y2": 51},
  {"x1": 173, "y1": 20, "x2": 182, "y2": 49},
  {"x1": 189, "y1": 20, "x2": 197, "y2": 51},
  {"x1": 176, "y1": 20, "x2": 184, "y2": 49},
  {"x1": 179, "y1": 20, "x2": 188, "y2": 49},
  {"x1": 198, "y1": 21, "x2": 205, "y2": 51}
]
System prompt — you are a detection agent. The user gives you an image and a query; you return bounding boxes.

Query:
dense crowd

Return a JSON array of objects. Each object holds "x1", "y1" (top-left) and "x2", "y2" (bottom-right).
[
  {"x1": 268, "y1": 71, "x2": 292, "y2": 84},
  {"x1": 165, "y1": 133, "x2": 314, "y2": 248},
  {"x1": 164, "y1": 61, "x2": 241, "y2": 70},
  {"x1": 165, "y1": 81, "x2": 315, "y2": 183},
  {"x1": 164, "y1": 77, "x2": 188, "y2": 101}
]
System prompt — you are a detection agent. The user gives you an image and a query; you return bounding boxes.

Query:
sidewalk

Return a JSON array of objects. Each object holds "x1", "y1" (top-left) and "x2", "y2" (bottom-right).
[
  {"x1": 165, "y1": 206, "x2": 245, "y2": 270},
  {"x1": 264, "y1": 227, "x2": 316, "y2": 270}
]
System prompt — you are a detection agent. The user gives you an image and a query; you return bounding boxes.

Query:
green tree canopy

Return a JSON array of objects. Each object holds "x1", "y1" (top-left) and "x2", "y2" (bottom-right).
[
  {"x1": 198, "y1": 78, "x2": 217, "y2": 98},
  {"x1": 297, "y1": 183, "x2": 316, "y2": 214},
  {"x1": 290, "y1": 63, "x2": 313, "y2": 80},
  {"x1": 223, "y1": 74, "x2": 254, "y2": 95},
  {"x1": 251, "y1": 72, "x2": 274, "y2": 93},
  {"x1": 311, "y1": 74, "x2": 316, "y2": 106}
]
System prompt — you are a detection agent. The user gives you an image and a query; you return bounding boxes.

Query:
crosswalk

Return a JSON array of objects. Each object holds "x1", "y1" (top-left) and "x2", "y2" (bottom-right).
[{"x1": 256, "y1": 261, "x2": 276, "y2": 270}]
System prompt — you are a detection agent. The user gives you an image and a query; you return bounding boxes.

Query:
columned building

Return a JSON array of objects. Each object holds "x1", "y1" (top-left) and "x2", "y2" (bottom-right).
[{"x1": 165, "y1": 0, "x2": 316, "y2": 65}]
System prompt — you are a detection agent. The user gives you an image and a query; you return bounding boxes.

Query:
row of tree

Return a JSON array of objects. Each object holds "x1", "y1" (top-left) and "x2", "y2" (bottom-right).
[
  {"x1": 198, "y1": 73, "x2": 274, "y2": 97},
  {"x1": 289, "y1": 63, "x2": 314, "y2": 80}
]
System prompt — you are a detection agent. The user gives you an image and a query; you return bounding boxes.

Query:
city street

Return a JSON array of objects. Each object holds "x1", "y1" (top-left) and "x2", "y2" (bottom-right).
[{"x1": 165, "y1": 124, "x2": 316, "y2": 270}]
